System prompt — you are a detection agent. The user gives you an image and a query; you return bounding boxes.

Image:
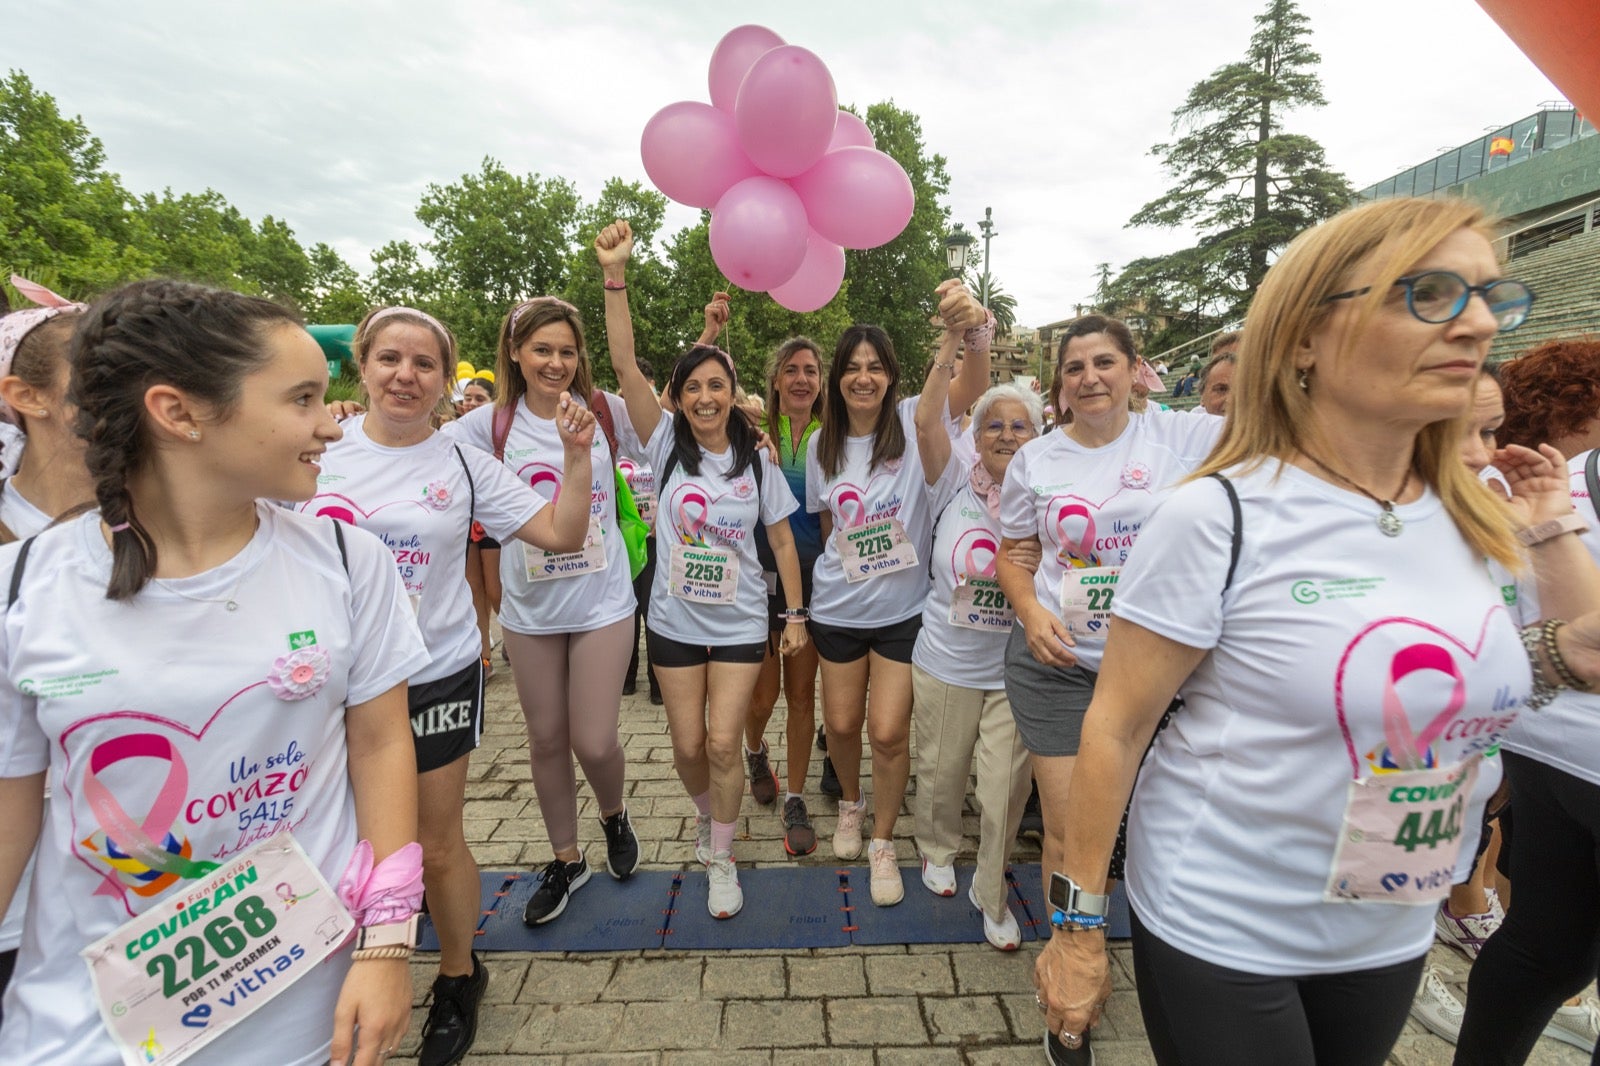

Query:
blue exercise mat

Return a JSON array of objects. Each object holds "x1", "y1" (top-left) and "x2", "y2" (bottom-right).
[
  {"x1": 416, "y1": 863, "x2": 1130, "y2": 953},
  {"x1": 662, "y1": 865, "x2": 853, "y2": 950}
]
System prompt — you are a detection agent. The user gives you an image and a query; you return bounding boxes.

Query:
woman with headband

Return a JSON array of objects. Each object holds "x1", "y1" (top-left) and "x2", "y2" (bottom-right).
[
  {"x1": 299, "y1": 306, "x2": 595, "y2": 1066},
  {"x1": 0, "y1": 279, "x2": 429, "y2": 1066},
  {"x1": 445, "y1": 277, "x2": 643, "y2": 929},
  {"x1": 597, "y1": 222, "x2": 807, "y2": 917},
  {"x1": 805, "y1": 282, "x2": 991, "y2": 907},
  {"x1": 0, "y1": 277, "x2": 93, "y2": 1018}
]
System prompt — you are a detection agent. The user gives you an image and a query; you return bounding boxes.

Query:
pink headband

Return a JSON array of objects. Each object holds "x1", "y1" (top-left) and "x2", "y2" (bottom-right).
[
  {"x1": 0, "y1": 275, "x2": 87, "y2": 424},
  {"x1": 685, "y1": 344, "x2": 737, "y2": 391},
  {"x1": 508, "y1": 297, "x2": 580, "y2": 338},
  {"x1": 366, "y1": 305, "x2": 450, "y2": 341}
]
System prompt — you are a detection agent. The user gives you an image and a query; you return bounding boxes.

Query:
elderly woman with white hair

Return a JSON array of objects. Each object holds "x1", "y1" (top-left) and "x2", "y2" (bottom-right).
[{"x1": 910, "y1": 331, "x2": 1042, "y2": 950}]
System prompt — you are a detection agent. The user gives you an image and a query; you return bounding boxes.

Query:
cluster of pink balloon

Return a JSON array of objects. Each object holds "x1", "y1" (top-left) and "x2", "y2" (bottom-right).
[{"x1": 639, "y1": 25, "x2": 916, "y2": 313}]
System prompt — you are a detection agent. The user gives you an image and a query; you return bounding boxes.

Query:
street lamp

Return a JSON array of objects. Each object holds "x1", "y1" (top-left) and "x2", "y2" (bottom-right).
[
  {"x1": 976, "y1": 207, "x2": 996, "y2": 309},
  {"x1": 944, "y1": 224, "x2": 975, "y2": 276}
]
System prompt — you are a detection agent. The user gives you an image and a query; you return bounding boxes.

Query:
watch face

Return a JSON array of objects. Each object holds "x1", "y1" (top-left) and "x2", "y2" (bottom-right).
[{"x1": 1048, "y1": 873, "x2": 1071, "y2": 910}]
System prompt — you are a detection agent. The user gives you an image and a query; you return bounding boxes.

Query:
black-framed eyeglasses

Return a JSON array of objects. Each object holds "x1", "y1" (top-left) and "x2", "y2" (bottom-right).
[
  {"x1": 979, "y1": 419, "x2": 1036, "y2": 439},
  {"x1": 1323, "y1": 271, "x2": 1534, "y2": 332}
]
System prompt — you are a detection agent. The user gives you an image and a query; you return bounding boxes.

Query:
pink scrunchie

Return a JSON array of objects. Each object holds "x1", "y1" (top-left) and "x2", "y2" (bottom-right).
[{"x1": 337, "y1": 839, "x2": 424, "y2": 927}]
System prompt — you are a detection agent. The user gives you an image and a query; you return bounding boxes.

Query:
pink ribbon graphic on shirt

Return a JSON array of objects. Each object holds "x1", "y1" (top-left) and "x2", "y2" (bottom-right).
[
  {"x1": 81, "y1": 734, "x2": 219, "y2": 895},
  {"x1": 953, "y1": 530, "x2": 1000, "y2": 581},
  {"x1": 677, "y1": 490, "x2": 710, "y2": 546},
  {"x1": 519, "y1": 463, "x2": 563, "y2": 502},
  {"x1": 834, "y1": 487, "x2": 867, "y2": 529},
  {"x1": 1053, "y1": 502, "x2": 1102, "y2": 568},
  {"x1": 1380, "y1": 643, "x2": 1468, "y2": 772}
]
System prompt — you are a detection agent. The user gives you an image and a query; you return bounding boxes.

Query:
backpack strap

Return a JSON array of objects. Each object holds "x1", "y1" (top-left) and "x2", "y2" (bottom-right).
[
  {"x1": 1207, "y1": 472, "x2": 1243, "y2": 594},
  {"x1": 453, "y1": 445, "x2": 476, "y2": 522},
  {"x1": 589, "y1": 389, "x2": 620, "y2": 459},
  {"x1": 491, "y1": 406, "x2": 514, "y2": 463},
  {"x1": 1586, "y1": 449, "x2": 1600, "y2": 524},
  {"x1": 8, "y1": 534, "x2": 37, "y2": 609},
  {"x1": 332, "y1": 519, "x2": 349, "y2": 575}
]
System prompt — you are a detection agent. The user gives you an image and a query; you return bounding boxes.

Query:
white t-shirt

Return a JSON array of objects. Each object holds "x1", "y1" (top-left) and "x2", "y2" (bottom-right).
[
  {"x1": 999, "y1": 410, "x2": 1221, "y2": 672},
  {"x1": 0, "y1": 478, "x2": 50, "y2": 954},
  {"x1": 1118, "y1": 463, "x2": 1530, "y2": 976},
  {"x1": 297, "y1": 417, "x2": 544, "y2": 683},
  {"x1": 644, "y1": 419, "x2": 797, "y2": 645},
  {"x1": 0, "y1": 424, "x2": 24, "y2": 478},
  {"x1": 446, "y1": 399, "x2": 635, "y2": 636},
  {"x1": 1504, "y1": 450, "x2": 1600, "y2": 788},
  {"x1": 0, "y1": 505, "x2": 429, "y2": 1065},
  {"x1": 912, "y1": 454, "x2": 1006, "y2": 690},
  {"x1": 618, "y1": 455, "x2": 657, "y2": 533},
  {"x1": 806, "y1": 397, "x2": 948, "y2": 628}
]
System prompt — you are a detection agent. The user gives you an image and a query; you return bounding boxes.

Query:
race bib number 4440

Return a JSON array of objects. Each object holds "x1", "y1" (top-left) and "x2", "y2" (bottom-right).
[{"x1": 82, "y1": 834, "x2": 354, "y2": 1066}]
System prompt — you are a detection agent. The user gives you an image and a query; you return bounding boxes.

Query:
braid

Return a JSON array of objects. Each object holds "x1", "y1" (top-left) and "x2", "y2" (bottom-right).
[{"x1": 69, "y1": 279, "x2": 300, "y2": 600}]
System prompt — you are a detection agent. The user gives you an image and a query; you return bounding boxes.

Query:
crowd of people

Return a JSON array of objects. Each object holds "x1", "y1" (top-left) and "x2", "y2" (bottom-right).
[{"x1": 0, "y1": 193, "x2": 1597, "y2": 1066}]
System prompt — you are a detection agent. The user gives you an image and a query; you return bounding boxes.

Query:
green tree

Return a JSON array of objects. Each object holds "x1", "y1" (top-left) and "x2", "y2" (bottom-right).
[
  {"x1": 1119, "y1": 0, "x2": 1353, "y2": 322},
  {"x1": 0, "y1": 70, "x2": 150, "y2": 295},
  {"x1": 303, "y1": 242, "x2": 369, "y2": 324},
  {"x1": 972, "y1": 273, "x2": 1018, "y2": 337},
  {"x1": 845, "y1": 102, "x2": 952, "y2": 379}
]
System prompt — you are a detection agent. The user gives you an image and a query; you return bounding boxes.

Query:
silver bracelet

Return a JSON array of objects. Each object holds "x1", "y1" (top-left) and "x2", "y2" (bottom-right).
[{"x1": 1520, "y1": 623, "x2": 1559, "y2": 709}]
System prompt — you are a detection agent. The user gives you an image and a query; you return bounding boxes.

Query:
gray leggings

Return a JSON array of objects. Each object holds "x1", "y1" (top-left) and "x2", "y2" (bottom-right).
[{"x1": 503, "y1": 617, "x2": 632, "y2": 854}]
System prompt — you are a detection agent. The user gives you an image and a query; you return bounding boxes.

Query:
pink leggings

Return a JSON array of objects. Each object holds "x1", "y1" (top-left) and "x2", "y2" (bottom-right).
[{"x1": 503, "y1": 617, "x2": 632, "y2": 853}]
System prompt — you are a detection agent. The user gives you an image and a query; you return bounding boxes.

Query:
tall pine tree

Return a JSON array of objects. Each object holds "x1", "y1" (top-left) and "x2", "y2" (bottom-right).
[{"x1": 1117, "y1": 0, "x2": 1353, "y2": 334}]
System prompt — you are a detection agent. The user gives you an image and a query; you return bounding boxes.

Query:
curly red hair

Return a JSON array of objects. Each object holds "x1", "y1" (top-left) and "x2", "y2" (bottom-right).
[{"x1": 1497, "y1": 338, "x2": 1600, "y2": 451}]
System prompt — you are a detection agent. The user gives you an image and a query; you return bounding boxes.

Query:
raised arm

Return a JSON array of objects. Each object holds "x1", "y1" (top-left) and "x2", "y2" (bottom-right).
[
  {"x1": 938, "y1": 280, "x2": 994, "y2": 418},
  {"x1": 512, "y1": 392, "x2": 597, "y2": 553},
  {"x1": 916, "y1": 326, "x2": 961, "y2": 485},
  {"x1": 595, "y1": 220, "x2": 665, "y2": 444},
  {"x1": 696, "y1": 291, "x2": 731, "y2": 348}
]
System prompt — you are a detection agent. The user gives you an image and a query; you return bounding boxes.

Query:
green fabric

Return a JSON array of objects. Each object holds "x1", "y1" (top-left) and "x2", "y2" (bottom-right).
[{"x1": 613, "y1": 465, "x2": 649, "y2": 580}]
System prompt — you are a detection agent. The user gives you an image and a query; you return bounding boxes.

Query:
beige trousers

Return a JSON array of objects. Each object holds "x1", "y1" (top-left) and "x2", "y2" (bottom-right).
[{"x1": 911, "y1": 664, "x2": 1032, "y2": 921}]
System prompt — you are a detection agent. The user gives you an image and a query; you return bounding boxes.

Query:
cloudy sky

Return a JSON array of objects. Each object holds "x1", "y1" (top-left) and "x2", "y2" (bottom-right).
[{"x1": 8, "y1": 0, "x2": 1562, "y2": 328}]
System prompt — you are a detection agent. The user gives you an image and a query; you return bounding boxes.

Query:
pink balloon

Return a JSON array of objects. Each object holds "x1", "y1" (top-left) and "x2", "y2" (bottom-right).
[
  {"x1": 707, "y1": 25, "x2": 785, "y2": 113},
  {"x1": 734, "y1": 46, "x2": 838, "y2": 178},
  {"x1": 790, "y1": 147, "x2": 915, "y2": 250},
  {"x1": 770, "y1": 229, "x2": 847, "y2": 313},
  {"x1": 827, "y1": 111, "x2": 875, "y2": 152},
  {"x1": 709, "y1": 177, "x2": 810, "y2": 292},
  {"x1": 640, "y1": 101, "x2": 760, "y2": 210}
]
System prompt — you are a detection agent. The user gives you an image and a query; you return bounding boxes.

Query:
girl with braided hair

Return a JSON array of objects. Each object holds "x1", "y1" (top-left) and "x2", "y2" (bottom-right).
[{"x1": 0, "y1": 279, "x2": 430, "y2": 1066}]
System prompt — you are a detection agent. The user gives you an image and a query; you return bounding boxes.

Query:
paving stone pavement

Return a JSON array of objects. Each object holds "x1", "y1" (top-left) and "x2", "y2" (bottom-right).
[{"x1": 394, "y1": 637, "x2": 1591, "y2": 1065}]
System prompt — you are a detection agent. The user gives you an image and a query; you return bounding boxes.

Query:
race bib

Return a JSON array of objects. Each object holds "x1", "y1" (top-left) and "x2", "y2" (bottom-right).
[
  {"x1": 83, "y1": 834, "x2": 354, "y2": 1066},
  {"x1": 635, "y1": 492, "x2": 656, "y2": 529},
  {"x1": 950, "y1": 577, "x2": 1014, "y2": 633},
  {"x1": 524, "y1": 517, "x2": 608, "y2": 581},
  {"x1": 1324, "y1": 759, "x2": 1479, "y2": 905},
  {"x1": 839, "y1": 518, "x2": 918, "y2": 583},
  {"x1": 668, "y1": 544, "x2": 740, "y2": 605},
  {"x1": 1059, "y1": 567, "x2": 1121, "y2": 635}
]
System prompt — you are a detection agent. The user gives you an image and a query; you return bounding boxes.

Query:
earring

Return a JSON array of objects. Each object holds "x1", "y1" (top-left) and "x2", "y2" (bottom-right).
[
  {"x1": 35, "y1": 409, "x2": 46, "y2": 417},
  {"x1": 1297, "y1": 368, "x2": 1311, "y2": 392},
  {"x1": 188, "y1": 430, "x2": 200, "y2": 440}
]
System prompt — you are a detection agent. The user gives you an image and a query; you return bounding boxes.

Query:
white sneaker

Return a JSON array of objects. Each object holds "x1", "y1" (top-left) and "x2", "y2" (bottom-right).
[
  {"x1": 706, "y1": 854, "x2": 743, "y2": 919},
  {"x1": 1543, "y1": 999, "x2": 1600, "y2": 1053},
  {"x1": 1434, "y1": 901, "x2": 1501, "y2": 961},
  {"x1": 869, "y1": 840, "x2": 904, "y2": 906},
  {"x1": 920, "y1": 855, "x2": 956, "y2": 897},
  {"x1": 833, "y1": 800, "x2": 865, "y2": 860},
  {"x1": 694, "y1": 812, "x2": 712, "y2": 865},
  {"x1": 969, "y1": 882, "x2": 1020, "y2": 951},
  {"x1": 1408, "y1": 967, "x2": 1463, "y2": 1045}
]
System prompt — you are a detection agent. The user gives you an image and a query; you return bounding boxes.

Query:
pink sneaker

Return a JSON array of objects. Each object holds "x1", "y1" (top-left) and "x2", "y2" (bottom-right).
[{"x1": 832, "y1": 800, "x2": 865, "y2": 859}]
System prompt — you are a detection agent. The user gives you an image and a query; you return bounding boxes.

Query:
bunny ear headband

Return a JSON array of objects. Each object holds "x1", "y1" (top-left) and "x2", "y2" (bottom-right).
[{"x1": 0, "y1": 276, "x2": 87, "y2": 423}]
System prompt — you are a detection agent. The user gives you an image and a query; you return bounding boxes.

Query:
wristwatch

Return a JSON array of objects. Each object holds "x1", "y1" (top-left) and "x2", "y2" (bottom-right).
[
  {"x1": 355, "y1": 914, "x2": 419, "y2": 951},
  {"x1": 1048, "y1": 872, "x2": 1108, "y2": 932}
]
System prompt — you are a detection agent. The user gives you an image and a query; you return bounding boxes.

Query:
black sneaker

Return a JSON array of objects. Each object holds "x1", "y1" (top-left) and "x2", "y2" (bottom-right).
[
  {"x1": 419, "y1": 953, "x2": 488, "y2": 1066},
  {"x1": 747, "y1": 743, "x2": 779, "y2": 806},
  {"x1": 649, "y1": 687, "x2": 664, "y2": 706},
  {"x1": 1045, "y1": 1027, "x2": 1094, "y2": 1065},
  {"x1": 819, "y1": 755, "x2": 842, "y2": 798},
  {"x1": 523, "y1": 856, "x2": 590, "y2": 925},
  {"x1": 1018, "y1": 780, "x2": 1044, "y2": 843},
  {"x1": 815, "y1": 724, "x2": 828, "y2": 752},
  {"x1": 782, "y1": 795, "x2": 817, "y2": 856},
  {"x1": 600, "y1": 807, "x2": 640, "y2": 880}
]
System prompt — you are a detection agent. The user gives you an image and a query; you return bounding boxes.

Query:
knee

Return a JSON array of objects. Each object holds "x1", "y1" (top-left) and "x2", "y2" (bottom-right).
[
  {"x1": 867, "y1": 720, "x2": 910, "y2": 759},
  {"x1": 704, "y1": 731, "x2": 740, "y2": 769},
  {"x1": 418, "y1": 817, "x2": 467, "y2": 868}
]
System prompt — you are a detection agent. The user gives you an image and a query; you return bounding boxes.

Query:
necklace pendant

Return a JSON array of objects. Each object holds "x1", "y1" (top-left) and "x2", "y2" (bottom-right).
[
  {"x1": 225, "y1": 600, "x2": 239, "y2": 612},
  {"x1": 1376, "y1": 510, "x2": 1403, "y2": 538}
]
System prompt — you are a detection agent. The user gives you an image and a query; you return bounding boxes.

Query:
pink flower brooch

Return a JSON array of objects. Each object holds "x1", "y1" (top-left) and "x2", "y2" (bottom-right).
[
  {"x1": 268, "y1": 647, "x2": 331, "y2": 701},
  {"x1": 422, "y1": 481, "x2": 451, "y2": 510}
]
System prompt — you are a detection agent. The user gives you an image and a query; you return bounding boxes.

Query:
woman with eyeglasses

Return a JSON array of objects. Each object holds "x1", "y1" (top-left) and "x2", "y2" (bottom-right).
[
  {"x1": 1031, "y1": 197, "x2": 1568, "y2": 1066},
  {"x1": 909, "y1": 319, "x2": 1042, "y2": 948},
  {"x1": 445, "y1": 286, "x2": 645, "y2": 929}
]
